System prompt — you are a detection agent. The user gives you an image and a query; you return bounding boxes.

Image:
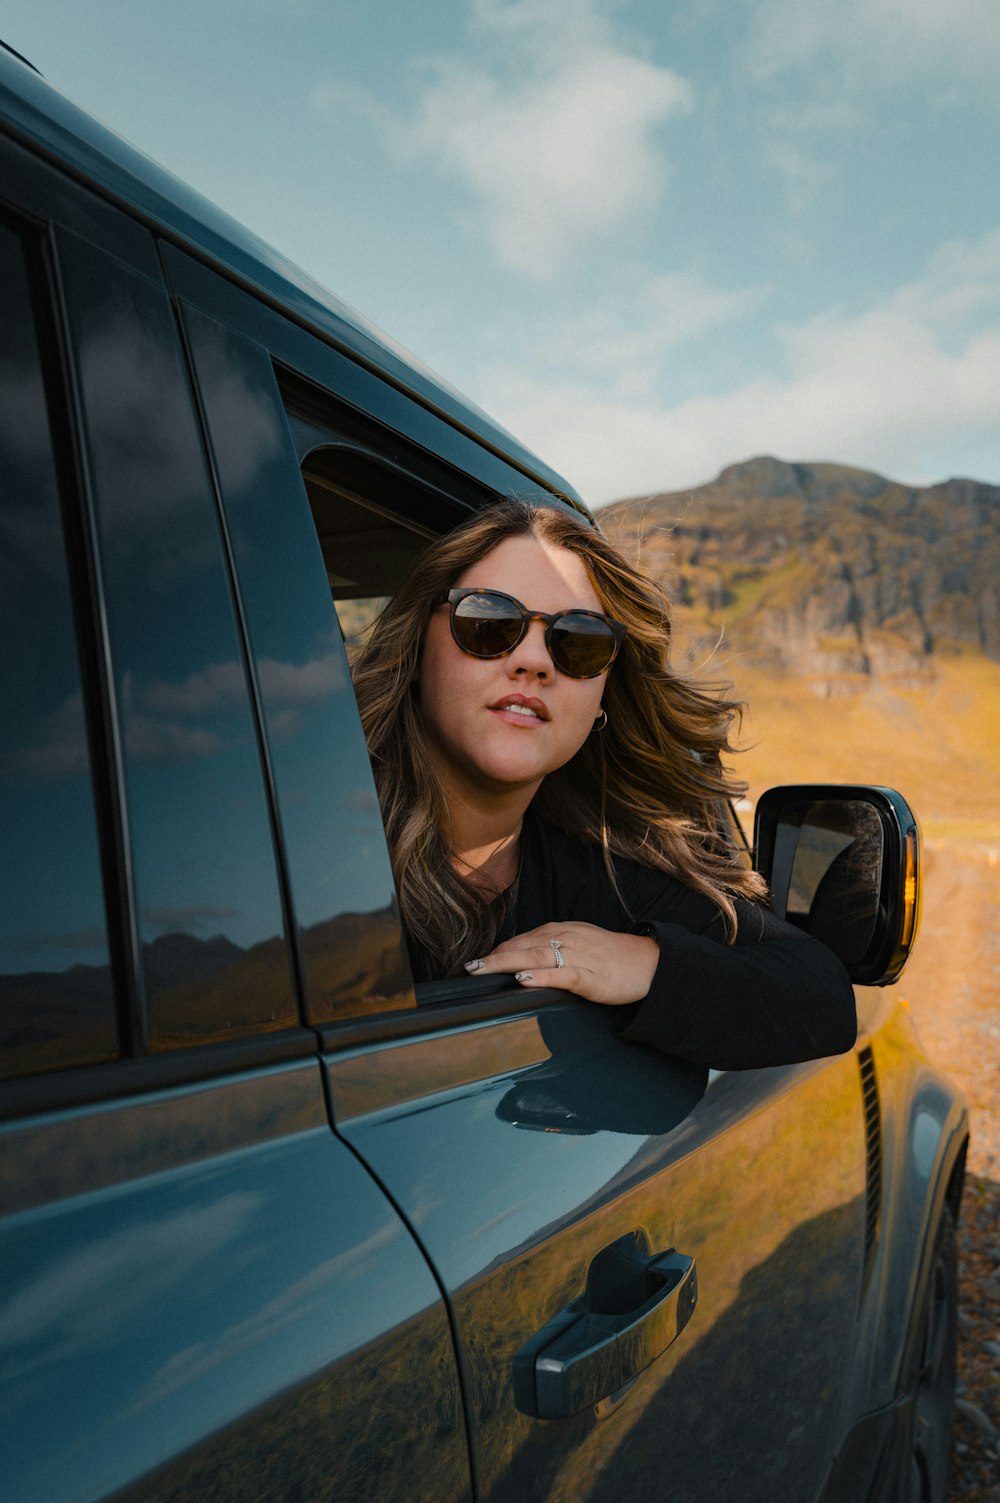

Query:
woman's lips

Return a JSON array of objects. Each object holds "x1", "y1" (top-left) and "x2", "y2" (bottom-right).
[{"x1": 488, "y1": 694, "x2": 550, "y2": 724}]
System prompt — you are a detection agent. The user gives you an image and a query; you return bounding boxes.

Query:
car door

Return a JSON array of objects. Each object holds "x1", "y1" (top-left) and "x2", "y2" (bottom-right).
[
  {"x1": 327, "y1": 1016, "x2": 869, "y2": 1503},
  {"x1": 178, "y1": 270, "x2": 875, "y2": 1503},
  {"x1": 0, "y1": 170, "x2": 470, "y2": 1503}
]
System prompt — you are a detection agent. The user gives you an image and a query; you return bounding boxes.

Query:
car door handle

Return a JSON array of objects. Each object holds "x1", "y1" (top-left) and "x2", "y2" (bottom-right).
[{"x1": 513, "y1": 1239, "x2": 698, "y2": 1419}]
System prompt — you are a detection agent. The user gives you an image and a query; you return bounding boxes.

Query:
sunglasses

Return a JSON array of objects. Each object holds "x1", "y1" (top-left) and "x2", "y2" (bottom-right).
[{"x1": 442, "y1": 588, "x2": 626, "y2": 678}]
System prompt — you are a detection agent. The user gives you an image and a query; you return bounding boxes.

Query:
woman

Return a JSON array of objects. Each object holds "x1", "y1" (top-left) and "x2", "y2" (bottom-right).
[{"x1": 351, "y1": 499, "x2": 855, "y2": 1070}]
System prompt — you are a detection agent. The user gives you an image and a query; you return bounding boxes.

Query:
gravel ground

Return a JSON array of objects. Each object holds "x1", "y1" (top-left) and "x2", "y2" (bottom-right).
[
  {"x1": 952, "y1": 1175, "x2": 1000, "y2": 1501},
  {"x1": 893, "y1": 840, "x2": 1000, "y2": 1502}
]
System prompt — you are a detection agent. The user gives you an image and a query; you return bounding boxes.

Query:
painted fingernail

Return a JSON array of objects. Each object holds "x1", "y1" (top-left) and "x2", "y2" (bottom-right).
[
  {"x1": 464, "y1": 959, "x2": 485, "y2": 973},
  {"x1": 515, "y1": 972, "x2": 534, "y2": 983}
]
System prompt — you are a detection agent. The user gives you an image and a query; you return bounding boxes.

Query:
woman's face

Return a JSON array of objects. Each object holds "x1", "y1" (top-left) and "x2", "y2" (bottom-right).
[{"x1": 419, "y1": 533, "x2": 609, "y2": 805}]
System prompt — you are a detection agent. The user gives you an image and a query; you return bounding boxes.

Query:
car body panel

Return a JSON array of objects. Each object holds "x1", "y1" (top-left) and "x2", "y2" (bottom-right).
[
  {"x1": 0, "y1": 1060, "x2": 471, "y2": 1503},
  {"x1": 858, "y1": 992, "x2": 969, "y2": 1399}
]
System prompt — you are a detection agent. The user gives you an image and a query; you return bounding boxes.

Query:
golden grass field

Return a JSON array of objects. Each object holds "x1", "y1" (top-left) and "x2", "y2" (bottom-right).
[
  {"x1": 728, "y1": 652, "x2": 1000, "y2": 1181},
  {"x1": 726, "y1": 650, "x2": 999, "y2": 1498},
  {"x1": 732, "y1": 653, "x2": 1000, "y2": 829}
]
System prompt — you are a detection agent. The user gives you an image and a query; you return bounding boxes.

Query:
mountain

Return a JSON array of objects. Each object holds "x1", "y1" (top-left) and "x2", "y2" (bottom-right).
[{"x1": 601, "y1": 457, "x2": 1000, "y2": 696}]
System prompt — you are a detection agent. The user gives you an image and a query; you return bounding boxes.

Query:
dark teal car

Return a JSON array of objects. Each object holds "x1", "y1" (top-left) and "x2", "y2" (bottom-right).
[{"x1": 0, "y1": 43, "x2": 967, "y2": 1503}]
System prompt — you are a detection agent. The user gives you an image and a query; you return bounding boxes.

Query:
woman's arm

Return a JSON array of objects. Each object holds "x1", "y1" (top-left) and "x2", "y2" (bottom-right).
[
  {"x1": 613, "y1": 905, "x2": 857, "y2": 1070},
  {"x1": 469, "y1": 898, "x2": 856, "y2": 1071}
]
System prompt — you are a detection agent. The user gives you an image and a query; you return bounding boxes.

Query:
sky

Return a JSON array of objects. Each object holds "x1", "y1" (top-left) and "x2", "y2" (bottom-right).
[{"x1": 5, "y1": 0, "x2": 1000, "y2": 506}]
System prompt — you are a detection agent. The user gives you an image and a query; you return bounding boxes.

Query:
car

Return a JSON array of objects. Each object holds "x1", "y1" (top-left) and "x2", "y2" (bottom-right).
[{"x1": 0, "y1": 41, "x2": 968, "y2": 1503}]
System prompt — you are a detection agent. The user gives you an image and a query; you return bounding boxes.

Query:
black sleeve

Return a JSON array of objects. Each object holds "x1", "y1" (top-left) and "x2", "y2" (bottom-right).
[
  {"x1": 517, "y1": 810, "x2": 856, "y2": 1071},
  {"x1": 613, "y1": 888, "x2": 857, "y2": 1072}
]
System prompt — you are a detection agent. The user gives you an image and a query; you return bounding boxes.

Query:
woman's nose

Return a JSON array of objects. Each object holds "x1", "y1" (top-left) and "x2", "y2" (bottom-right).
[{"x1": 507, "y1": 620, "x2": 554, "y2": 678}]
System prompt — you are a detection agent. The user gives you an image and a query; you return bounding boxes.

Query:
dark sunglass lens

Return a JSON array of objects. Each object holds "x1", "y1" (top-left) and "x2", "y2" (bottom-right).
[
  {"x1": 549, "y1": 614, "x2": 617, "y2": 676},
  {"x1": 452, "y1": 593, "x2": 524, "y2": 656}
]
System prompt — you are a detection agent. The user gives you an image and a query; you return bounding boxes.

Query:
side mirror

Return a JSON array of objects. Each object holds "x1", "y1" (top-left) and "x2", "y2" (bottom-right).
[{"x1": 753, "y1": 785, "x2": 920, "y2": 986}]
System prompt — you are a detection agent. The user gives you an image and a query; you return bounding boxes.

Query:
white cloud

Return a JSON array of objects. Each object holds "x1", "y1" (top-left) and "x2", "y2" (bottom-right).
[
  {"x1": 470, "y1": 0, "x2": 613, "y2": 52},
  {"x1": 890, "y1": 230, "x2": 1000, "y2": 332},
  {"x1": 404, "y1": 55, "x2": 689, "y2": 279},
  {"x1": 315, "y1": 0, "x2": 691, "y2": 278},
  {"x1": 735, "y1": 0, "x2": 1000, "y2": 202},
  {"x1": 746, "y1": 0, "x2": 1000, "y2": 87},
  {"x1": 484, "y1": 229, "x2": 1000, "y2": 501},
  {"x1": 488, "y1": 268, "x2": 767, "y2": 398}
]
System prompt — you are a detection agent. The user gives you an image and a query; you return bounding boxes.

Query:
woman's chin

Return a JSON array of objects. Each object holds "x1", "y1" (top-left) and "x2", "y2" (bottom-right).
[{"x1": 473, "y1": 749, "x2": 580, "y2": 793}]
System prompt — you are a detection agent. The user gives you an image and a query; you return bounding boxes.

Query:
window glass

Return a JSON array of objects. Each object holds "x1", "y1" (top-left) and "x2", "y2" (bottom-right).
[
  {"x1": 57, "y1": 231, "x2": 297, "y2": 1049},
  {"x1": 335, "y1": 596, "x2": 389, "y2": 651},
  {"x1": 180, "y1": 308, "x2": 415, "y2": 1022},
  {"x1": 300, "y1": 463, "x2": 426, "y2": 652},
  {"x1": 0, "y1": 222, "x2": 117, "y2": 1080}
]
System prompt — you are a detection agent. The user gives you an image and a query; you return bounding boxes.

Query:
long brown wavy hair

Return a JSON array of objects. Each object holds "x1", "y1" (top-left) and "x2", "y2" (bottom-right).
[{"x1": 351, "y1": 499, "x2": 767, "y2": 974}]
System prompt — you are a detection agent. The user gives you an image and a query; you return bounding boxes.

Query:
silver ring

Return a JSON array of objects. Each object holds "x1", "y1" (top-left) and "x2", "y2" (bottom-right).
[{"x1": 550, "y1": 939, "x2": 565, "y2": 969}]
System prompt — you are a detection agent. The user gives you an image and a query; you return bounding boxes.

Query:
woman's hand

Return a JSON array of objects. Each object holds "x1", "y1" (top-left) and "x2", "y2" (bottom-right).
[{"x1": 465, "y1": 921, "x2": 660, "y2": 1005}]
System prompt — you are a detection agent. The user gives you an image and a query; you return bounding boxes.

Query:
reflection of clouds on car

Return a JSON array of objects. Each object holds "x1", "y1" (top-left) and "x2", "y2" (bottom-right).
[
  {"x1": 0, "y1": 366, "x2": 68, "y2": 597},
  {"x1": 139, "y1": 653, "x2": 345, "y2": 714},
  {"x1": 0, "y1": 363, "x2": 48, "y2": 466},
  {"x1": 0, "y1": 1192, "x2": 261, "y2": 1373},
  {"x1": 131, "y1": 1217, "x2": 402, "y2": 1413},
  {"x1": 5, "y1": 690, "x2": 90, "y2": 778},
  {"x1": 138, "y1": 660, "x2": 251, "y2": 714},
  {"x1": 258, "y1": 652, "x2": 345, "y2": 701},
  {"x1": 341, "y1": 786, "x2": 381, "y2": 814},
  {"x1": 124, "y1": 712, "x2": 226, "y2": 764},
  {"x1": 11, "y1": 652, "x2": 348, "y2": 775},
  {"x1": 143, "y1": 902, "x2": 241, "y2": 933},
  {"x1": 79, "y1": 310, "x2": 209, "y2": 533},
  {"x1": 183, "y1": 315, "x2": 285, "y2": 490}
]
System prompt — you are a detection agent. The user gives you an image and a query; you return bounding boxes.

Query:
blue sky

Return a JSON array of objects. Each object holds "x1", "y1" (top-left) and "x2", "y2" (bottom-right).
[{"x1": 7, "y1": 0, "x2": 1000, "y2": 504}]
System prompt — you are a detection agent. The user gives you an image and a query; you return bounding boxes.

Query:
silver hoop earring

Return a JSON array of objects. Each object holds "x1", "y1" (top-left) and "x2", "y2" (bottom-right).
[{"x1": 592, "y1": 708, "x2": 608, "y2": 732}]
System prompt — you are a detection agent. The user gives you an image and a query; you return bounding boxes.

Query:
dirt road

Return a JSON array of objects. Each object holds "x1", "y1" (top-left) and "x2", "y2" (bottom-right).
[{"x1": 895, "y1": 840, "x2": 1000, "y2": 1500}]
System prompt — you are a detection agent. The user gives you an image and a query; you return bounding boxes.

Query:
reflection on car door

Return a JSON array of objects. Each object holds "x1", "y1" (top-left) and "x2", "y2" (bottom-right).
[{"x1": 327, "y1": 999, "x2": 867, "y2": 1503}]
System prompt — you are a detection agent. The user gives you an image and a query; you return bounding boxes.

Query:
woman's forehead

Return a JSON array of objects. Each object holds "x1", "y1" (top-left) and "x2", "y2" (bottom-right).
[{"x1": 454, "y1": 534, "x2": 601, "y2": 611}]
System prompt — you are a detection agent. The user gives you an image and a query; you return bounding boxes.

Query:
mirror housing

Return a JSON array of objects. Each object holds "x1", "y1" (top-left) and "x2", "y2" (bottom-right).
[{"x1": 753, "y1": 785, "x2": 920, "y2": 986}]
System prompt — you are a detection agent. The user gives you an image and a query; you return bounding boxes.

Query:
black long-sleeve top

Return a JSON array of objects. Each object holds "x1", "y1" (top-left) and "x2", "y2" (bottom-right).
[{"x1": 502, "y1": 810, "x2": 857, "y2": 1072}]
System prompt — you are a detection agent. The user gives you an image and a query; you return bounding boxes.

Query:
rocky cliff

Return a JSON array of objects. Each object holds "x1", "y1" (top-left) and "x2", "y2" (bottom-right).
[{"x1": 600, "y1": 457, "x2": 1000, "y2": 696}]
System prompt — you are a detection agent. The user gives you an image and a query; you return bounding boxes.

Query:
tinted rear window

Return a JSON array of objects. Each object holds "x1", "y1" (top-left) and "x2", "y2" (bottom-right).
[{"x1": 0, "y1": 220, "x2": 118, "y2": 1080}]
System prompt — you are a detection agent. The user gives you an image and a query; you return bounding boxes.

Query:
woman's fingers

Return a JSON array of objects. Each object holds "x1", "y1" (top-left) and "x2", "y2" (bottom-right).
[
  {"x1": 465, "y1": 923, "x2": 659, "y2": 1005},
  {"x1": 465, "y1": 945, "x2": 588, "y2": 995},
  {"x1": 464, "y1": 941, "x2": 564, "y2": 976},
  {"x1": 512, "y1": 962, "x2": 588, "y2": 992},
  {"x1": 467, "y1": 925, "x2": 590, "y2": 979}
]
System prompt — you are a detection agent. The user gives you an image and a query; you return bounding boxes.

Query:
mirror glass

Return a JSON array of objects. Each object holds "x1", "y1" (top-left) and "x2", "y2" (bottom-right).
[{"x1": 769, "y1": 799, "x2": 884, "y2": 967}]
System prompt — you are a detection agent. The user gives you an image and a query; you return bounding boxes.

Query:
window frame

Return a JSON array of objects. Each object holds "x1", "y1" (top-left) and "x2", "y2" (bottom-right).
[{"x1": 0, "y1": 204, "x2": 134, "y2": 1083}]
